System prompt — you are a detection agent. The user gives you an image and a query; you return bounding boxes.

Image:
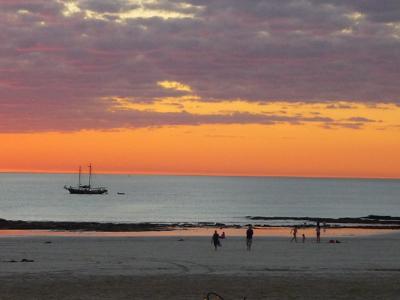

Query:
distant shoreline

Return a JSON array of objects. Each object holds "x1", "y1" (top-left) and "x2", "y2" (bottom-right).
[{"x1": 1, "y1": 215, "x2": 400, "y2": 232}]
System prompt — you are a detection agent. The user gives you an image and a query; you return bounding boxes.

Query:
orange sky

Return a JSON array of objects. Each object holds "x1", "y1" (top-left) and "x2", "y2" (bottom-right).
[
  {"x1": 2, "y1": 3, "x2": 400, "y2": 179},
  {"x1": 1, "y1": 100, "x2": 400, "y2": 178}
]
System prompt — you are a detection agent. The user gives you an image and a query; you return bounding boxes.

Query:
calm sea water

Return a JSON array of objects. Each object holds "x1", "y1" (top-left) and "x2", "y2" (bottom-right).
[{"x1": 0, "y1": 173, "x2": 399, "y2": 225}]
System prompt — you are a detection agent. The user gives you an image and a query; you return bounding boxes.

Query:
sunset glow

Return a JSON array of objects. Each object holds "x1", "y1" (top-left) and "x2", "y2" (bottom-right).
[{"x1": 1, "y1": 0, "x2": 400, "y2": 178}]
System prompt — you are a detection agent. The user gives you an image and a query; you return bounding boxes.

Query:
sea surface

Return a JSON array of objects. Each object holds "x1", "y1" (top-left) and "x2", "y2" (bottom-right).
[{"x1": 0, "y1": 173, "x2": 399, "y2": 225}]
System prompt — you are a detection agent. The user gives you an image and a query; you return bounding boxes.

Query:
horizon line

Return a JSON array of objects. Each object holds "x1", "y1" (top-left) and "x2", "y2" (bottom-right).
[{"x1": 0, "y1": 169, "x2": 399, "y2": 180}]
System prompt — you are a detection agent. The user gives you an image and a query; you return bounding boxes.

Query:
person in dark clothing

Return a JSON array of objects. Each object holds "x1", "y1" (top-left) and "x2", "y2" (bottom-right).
[
  {"x1": 246, "y1": 225, "x2": 254, "y2": 251},
  {"x1": 211, "y1": 230, "x2": 221, "y2": 250},
  {"x1": 316, "y1": 222, "x2": 321, "y2": 243}
]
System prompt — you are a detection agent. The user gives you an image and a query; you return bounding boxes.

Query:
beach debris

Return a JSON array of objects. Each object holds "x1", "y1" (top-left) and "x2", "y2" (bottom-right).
[
  {"x1": 177, "y1": 238, "x2": 185, "y2": 241},
  {"x1": 44, "y1": 241, "x2": 52, "y2": 244},
  {"x1": 117, "y1": 192, "x2": 126, "y2": 195},
  {"x1": 204, "y1": 292, "x2": 247, "y2": 300},
  {"x1": 3, "y1": 259, "x2": 35, "y2": 263},
  {"x1": 205, "y1": 292, "x2": 224, "y2": 300}
]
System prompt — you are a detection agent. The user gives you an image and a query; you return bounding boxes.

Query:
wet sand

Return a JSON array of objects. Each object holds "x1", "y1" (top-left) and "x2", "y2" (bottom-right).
[
  {"x1": 1, "y1": 273, "x2": 399, "y2": 300},
  {"x1": 1, "y1": 230, "x2": 400, "y2": 299},
  {"x1": 0, "y1": 226, "x2": 397, "y2": 237}
]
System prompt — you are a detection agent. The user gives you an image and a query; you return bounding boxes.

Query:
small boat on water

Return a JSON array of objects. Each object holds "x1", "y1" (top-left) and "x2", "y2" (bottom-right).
[{"x1": 64, "y1": 164, "x2": 108, "y2": 194}]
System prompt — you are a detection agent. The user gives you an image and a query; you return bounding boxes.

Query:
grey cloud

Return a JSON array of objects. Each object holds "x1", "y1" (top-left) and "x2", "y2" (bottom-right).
[
  {"x1": 0, "y1": 101, "x2": 336, "y2": 132},
  {"x1": 310, "y1": 0, "x2": 400, "y2": 22},
  {"x1": 80, "y1": 0, "x2": 139, "y2": 13},
  {"x1": 321, "y1": 116, "x2": 379, "y2": 129},
  {"x1": 143, "y1": 0, "x2": 204, "y2": 15},
  {"x1": 326, "y1": 103, "x2": 356, "y2": 109},
  {"x1": 0, "y1": 0, "x2": 399, "y2": 132},
  {"x1": 345, "y1": 117, "x2": 377, "y2": 123}
]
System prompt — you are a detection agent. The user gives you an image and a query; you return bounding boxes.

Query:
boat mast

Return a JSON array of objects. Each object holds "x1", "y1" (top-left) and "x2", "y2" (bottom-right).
[
  {"x1": 88, "y1": 163, "x2": 92, "y2": 188},
  {"x1": 78, "y1": 166, "x2": 81, "y2": 187}
]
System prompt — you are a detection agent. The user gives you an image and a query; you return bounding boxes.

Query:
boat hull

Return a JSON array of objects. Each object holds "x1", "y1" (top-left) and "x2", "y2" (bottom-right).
[{"x1": 64, "y1": 186, "x2": 108, "y2": 195}]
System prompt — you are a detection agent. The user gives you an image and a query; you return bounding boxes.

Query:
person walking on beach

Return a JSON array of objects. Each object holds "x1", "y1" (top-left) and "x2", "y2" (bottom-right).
[
  {"x1": 212, "y1": 230, "x2": 221, "y2": 250},
  {"x1": 246, "y1": 225, "x2": 254, "y2": 251},
  {"x1": 316, "y1": 222, "x2": 321, "y2": 243},
  {"x1": 302, "y1": 233, "x2": 306, "y2": 243},
  {"x1": 290, "y1": 226, "x2": 298, "y2": 243}
]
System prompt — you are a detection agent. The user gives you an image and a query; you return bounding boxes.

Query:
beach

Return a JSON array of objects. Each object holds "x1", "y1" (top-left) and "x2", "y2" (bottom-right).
[{"x1": 1, "y1": 229, "x2": 400, "y2": 299}]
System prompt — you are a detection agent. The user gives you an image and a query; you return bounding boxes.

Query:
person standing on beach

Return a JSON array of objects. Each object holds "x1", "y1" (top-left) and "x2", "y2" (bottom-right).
[
  {"x1": 246, "y1": 225, "x2": 254, "y2": 251},
  {"x1": 212, "y1": 230, "x2": 221, "y2": 250},
  {"x1": 316, "y1": 222, "x2": 321, "y2": 243},
  {"x1": 290, "y1": 226, "x2": 298, "y2": 243}
]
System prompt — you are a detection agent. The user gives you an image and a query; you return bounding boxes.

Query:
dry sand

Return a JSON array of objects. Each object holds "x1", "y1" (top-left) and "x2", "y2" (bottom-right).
[{"x1": 1, "y1": 229, "x2": 400, "y2": 299}]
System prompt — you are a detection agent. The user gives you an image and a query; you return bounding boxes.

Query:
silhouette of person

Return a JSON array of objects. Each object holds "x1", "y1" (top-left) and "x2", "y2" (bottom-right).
[
  {"x1": 290, "y1": 226, "x2": 298, "y2": 243},
  {"x1": 220, "y1": 231, "x2": 226, "y2": 239},
  {"x1": 246, "y1": 225, "x2": 254, "y2": 250},
  {"x1": 316, "y1": 223, "x2": 321, "y2": 243},
  {"x1": 211, "y1": 230, "x2": 221, "y2": 250},
  {"x1": 302, "y1": 233, "x2": 306, "y2": 243}
]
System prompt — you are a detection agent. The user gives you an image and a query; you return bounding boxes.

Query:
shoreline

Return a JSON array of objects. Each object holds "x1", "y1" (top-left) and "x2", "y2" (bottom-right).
[{"x1": 1, "y1": 215, "x2": 400, "y2": 233}]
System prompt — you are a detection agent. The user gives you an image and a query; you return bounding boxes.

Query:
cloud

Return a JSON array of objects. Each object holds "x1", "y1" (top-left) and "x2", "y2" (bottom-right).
[
  {"x1": 325, "y1": 103, "x2": 357, "y2": 109},
  {"x1": 345, "y1": 116, "x2": 377, "y2": 123},
  {"x1": 0, "y1": 0, "x2": 399, "y2": 132},
  {"x1": 157, "y1": 80, "x2": 192, "y2": 92},
  {"x1": 0, "y1": 93, "x2": 381, "y2": 132},
  {"x1": 310, "y1": 0, "x2": 400, "y2": 23},
  {"x1": 0, "y1": 104, "x2": 336, "y2": 132},
  {"x1": 79, "y1": 0, "x2": 139, "y2": 14}
]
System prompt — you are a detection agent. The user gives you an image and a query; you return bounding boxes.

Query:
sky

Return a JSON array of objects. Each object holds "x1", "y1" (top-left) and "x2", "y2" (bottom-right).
[{"x1": 0, "y1": 0, "x2": 400, "y2": 178}]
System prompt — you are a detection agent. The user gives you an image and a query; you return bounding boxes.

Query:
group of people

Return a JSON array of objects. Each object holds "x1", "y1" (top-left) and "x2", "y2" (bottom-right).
[
  {"x1": 212, "y1": 222, "x2": 325, "y2": 251},
  {"x1": 290, "y1": 221, "x2": 323, "y2": 243},
  {"x1": 211, "y1": 225, "x2": 254, "y2": 251}
]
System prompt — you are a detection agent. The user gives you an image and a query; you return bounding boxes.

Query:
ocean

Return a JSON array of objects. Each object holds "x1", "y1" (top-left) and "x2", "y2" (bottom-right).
[{"x1": 0, "y1": 173, "x2": 399, "y2": 225}]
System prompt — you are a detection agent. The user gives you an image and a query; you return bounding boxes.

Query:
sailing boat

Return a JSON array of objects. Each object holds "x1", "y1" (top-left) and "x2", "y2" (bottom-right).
[{"x1": 64, "y1": 164, "x2": 108, "y2": 194}]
